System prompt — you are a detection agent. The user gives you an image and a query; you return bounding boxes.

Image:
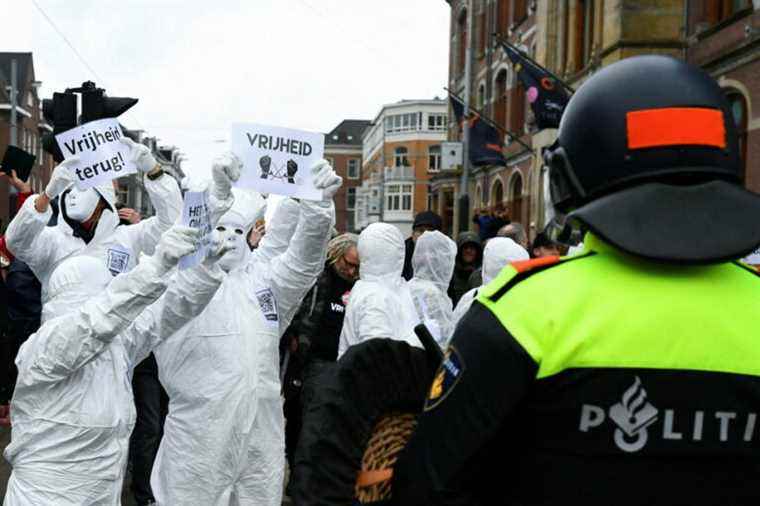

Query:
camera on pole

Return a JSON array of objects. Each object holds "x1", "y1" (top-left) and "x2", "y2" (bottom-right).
[{"x1": 41, "y1": 81, "x2": 138, "y2": 162}]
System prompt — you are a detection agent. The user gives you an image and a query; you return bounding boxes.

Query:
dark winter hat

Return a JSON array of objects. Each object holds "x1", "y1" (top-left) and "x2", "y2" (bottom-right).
[{"x1": 412, "y1": 211, "x2": 443, "y2": 231}]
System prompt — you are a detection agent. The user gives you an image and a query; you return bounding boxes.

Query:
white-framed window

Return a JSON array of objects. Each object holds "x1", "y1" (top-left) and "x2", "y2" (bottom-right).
[
  {"x1": 428, "y1": 145, "x2": 441, "y2": 172},
  {"x1": 346, "y1": 187, "x2": 356, "y2": 210},
  {"x1": 427, "y1": 114, "x2": 447, "y2": 131},
  {"x1": 394, "y1": 147, "x2": 409, "y2": 167},
  {"x1": 386, "y1": 183, "x2": 413, "y2": 211},
  {"x1": 347, "y1": 158, "x2": 360, "y2": 179},
  {"x1": 385, "y1": 113, "x2": 420, "y2": 133}
]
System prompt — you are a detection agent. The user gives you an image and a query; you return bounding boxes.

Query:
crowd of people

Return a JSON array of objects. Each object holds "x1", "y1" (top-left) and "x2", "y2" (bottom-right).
[{"x1": 1, "y1": 55, "x2": 760, "y2": 506}]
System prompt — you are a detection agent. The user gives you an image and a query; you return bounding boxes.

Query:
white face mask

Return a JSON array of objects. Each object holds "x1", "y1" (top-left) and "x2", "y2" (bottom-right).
[
  {"x1": 65, "y1": 188, "x2": 101, "y2": 222},
  {"x1": 213, "y1": 220, "x2": 248, "y2": 272}
]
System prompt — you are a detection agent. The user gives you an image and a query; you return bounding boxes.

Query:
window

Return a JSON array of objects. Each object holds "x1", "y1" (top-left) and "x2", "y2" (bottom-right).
[
  {"x1": 726, "y1": 90, "x2": 748, "y2": 182},
  {"x1": 477, "y1": 11, "x2": 487, "y2": 56},
  {"x1": 491, "y1": 179, "x2": 504, "y2": 208},
  {"x1": 574, "y1": 0, "x2": 594, "y2": 72},
  {"x1": 497, "y1": 0, "x2": 510, "y2": 36},
  {"x1": 385, "y1": 113, "x2": 420, "y2": 133},
  {"x1": 427, "y1": 114, "x2": 447, "y2": 131},
  {"x1": 394, "y1": 147, "x2": 409, "y2": 167},
  {"x1": 428, "y1": 145, "x2": 441, "y2": 172},
  {"x1": 347, "y1": 187, "x2": 356, "y2": 210},
  {"x1": 458, "y1": 8, "x2": 468, "y2": 75},
  {"x1": 478, "y1": 84, "x2": 486, "y2": 109},
  {"x1": 495, "y1": 70, "x2": 508, "y2": 129},
  {"x1": 705, "y1": 0, "x2": 751, "y2": 25},
  {"x1": 386, "y1": 183, "x2": 413, "y2": 211},
  {"x1": 509, "y1": 83, "x2": 526, "y2": 134},
  {"x1": 347, "y1": 158, "x2": 360, "y2": 179}
]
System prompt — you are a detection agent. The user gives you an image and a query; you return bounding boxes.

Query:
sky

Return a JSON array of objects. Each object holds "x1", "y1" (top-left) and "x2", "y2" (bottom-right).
[{"x1": 1, "y1": 0, "x2": 450, "y2": 182}]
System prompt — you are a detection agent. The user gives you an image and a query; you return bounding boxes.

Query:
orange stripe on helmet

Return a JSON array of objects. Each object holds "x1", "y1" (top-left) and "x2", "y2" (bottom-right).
[{"x1": 626, "y1": 107, "x2": 726, "y2": 150}]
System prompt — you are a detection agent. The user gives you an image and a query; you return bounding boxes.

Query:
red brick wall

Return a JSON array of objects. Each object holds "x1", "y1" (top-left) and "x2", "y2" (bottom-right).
[{"x1": 325, "y1": 149, "x2": 363, "y2": 233}]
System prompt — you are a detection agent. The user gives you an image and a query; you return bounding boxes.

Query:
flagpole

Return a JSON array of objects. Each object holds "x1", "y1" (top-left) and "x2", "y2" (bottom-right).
[
  {"x1": 445, "y1": 88, "x2": 533, "y2": 153},
  {"x1": 493, "y1": 34, "x2": 576, "y2": 94},
  {"x1": 458, "y1": 0, "x2": 473, "y2": 234}
]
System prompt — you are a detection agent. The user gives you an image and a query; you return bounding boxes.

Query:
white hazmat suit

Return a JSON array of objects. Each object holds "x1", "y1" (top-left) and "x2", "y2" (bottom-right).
[
  {"x1": 407, "y1": 231, "x2": 457, "y2": 347},
  {"x1": 338, "y1": 223, "x2": 422, "y2": 358},
  {"x1": 451, "y1": 237, "x2": 529, "y2": 332},
  {"x1": 2, "y1": 223, "x2": 230, "y2": 505},
  {"x1": 5, "y1": 145, "x2": 181, "y2": 322},
  {"x1": 151, "y1": 160, "x2": 339, "y2": 506}
]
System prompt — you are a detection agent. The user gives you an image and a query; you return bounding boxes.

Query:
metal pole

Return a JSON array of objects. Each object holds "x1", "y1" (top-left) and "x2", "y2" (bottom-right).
[
  {"x1": 10, "y1": 58, "x2": 18, "y2": 147},
  {"x1": 458, "y1": 0, "x2": 473, "y2": 233},
  {"x1": 379, "y1": 123, "x2": 386, "y2": 221}
]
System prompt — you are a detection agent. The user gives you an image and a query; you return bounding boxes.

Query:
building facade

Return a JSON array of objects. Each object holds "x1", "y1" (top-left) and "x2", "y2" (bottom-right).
[
  {"x1": 439, "y1": 0, "x2": 760, "y2": 239},
  {"x1": 356, "y1": 99, "x2": 447, "y2": 236},
  {"x1": 324, "y1": 119, "x2": 371, "y2": 233},
  {"x1": 0, "y1": 52, "x2": 55, "y2": 229},
  {"x1": 686, "y1": 1, "x2": 760, "y2": 193}
]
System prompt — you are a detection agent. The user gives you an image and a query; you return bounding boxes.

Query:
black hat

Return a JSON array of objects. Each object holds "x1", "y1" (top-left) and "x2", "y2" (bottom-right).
[
  {"x1": 545, "y1": 55, "x2": 760, "y2": 264},
  {"x1": 1, "y1": 145, "x2": 36, "y2": 182},
  {"x1": 412, "y1": 211, "x2": 442, "y2": 231}
]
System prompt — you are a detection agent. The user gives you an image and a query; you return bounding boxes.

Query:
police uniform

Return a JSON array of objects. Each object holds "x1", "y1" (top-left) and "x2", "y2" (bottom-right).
[{"x1": 393, "y1": 56, "x2": 760, "y2": 506}]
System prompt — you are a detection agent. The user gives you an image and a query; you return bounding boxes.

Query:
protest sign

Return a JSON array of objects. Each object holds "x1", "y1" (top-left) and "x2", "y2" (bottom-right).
[
  {"x1": 231, "y1": 122, "x2": 324, "y2": 200},
  {"x1": 179, "y1": 189, "x2": 212, "y2": 270},
  {"x1": 55, "y1": 118, "x2": 137, "y2": 189}
]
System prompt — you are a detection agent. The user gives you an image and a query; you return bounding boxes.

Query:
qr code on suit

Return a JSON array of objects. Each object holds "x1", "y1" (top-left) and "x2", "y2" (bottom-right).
[{"x1": 255, "y1": 288, "x2": 279, "y2": 323}]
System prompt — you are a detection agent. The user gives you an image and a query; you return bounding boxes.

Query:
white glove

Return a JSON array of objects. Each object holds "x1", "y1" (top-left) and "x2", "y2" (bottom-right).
[
  {"x1": 153, "y1": 225, "x2": 202, "y2": 272},
  {"x1": 120, "y1": 138, "x2": 158, "y2": 173},
  {"x1": 211, "y1": 152, "x2": 242, "y2": 201},
  {"x1": 203, "y1": 235, "x2": 234, "y2": 267},
  {"x1": 311, "y1": 159, "x2": 343, "y2": 200},
  {"x1": 44, "y1": 157, "x2": 80, "y2": 199}
]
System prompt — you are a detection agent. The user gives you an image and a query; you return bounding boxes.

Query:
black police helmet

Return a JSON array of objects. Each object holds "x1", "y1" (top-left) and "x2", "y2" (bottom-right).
[{"x1": 545, "y1": 55, "x2": 760, "y2": 264}]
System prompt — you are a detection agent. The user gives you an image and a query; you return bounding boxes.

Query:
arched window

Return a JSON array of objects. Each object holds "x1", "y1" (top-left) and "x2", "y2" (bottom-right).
[
  {"x1": 478, "y1": 83, "x2": 486, "y2": 110},
  {"x1": 725, "y1": 90, "x2": 748, "y2": 182},
  {"x1": 474, "y1": 183, "x2": 483, "y2": 209},
  {"x1": 428, "y1": 145, "x2": 441, "y2": 172},
  {"x1": 495, "y1": 69, "x2": 508, "y2": 129},
  {"x1": 394, "y1": 146, "x2": 409, "y2": 167},
  {"x1": 509, "y1": 171, "x2": 524, "y2": 222},
  {"x1": 491, "y1": 178, "x2": 504, "y2": 209}
]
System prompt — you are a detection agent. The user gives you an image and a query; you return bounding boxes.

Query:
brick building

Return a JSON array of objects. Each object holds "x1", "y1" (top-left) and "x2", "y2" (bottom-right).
[
  {"x1": 356, "y1": 99, "x2": 447, "y2": 236},
  {"x1": 686, "y1": 1, "x2": 760, "y2": 193},
  {"x1": 324, "y1": 119, "x2": 371, "y2": 233},
  {"x1": 439, "y1": 0, "x2": 760, "y2": 239},
  {"x1": 0, "y1": 53, "x2": 55, "y2": 229}
]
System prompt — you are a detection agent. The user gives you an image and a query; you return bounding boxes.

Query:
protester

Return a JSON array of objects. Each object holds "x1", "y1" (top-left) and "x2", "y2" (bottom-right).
[
  {"x1": 394, "y1": 56, "x2": 760, "y2": 505},
  {"x1": 531, "y1": 231, "x2": 562, "y2": 258},
  {"x1": 339, "y1": 223, "x2": 422, "y2": 358},
  {"x1": 402, "y1": 211, "x2": 443, "y2": 280},
  {"x1": 452, "y1": 237, "x2": 528, "y2": 331},
  {"x1": 4, "y1": 139, "x2": 181, "y2": 323},
  {"x1": 408, "y1": 231, "x2": 457, "y2": 347},
  {"x1": 472, "y1": 207, "x2": 509, "y2": 241},
  {"x1": 150, "y1": 158, "x2": 340, "y2": 506},
  {"x1": 447, "y1": 231, "x2": 482, "y2": 306},
  {"x1": 467, "y1": 222, "x2": 529, "y2": 289},
  {"x1": 3, "y1": 216, "x2": 233, "y2": 505},
  {"x1": 285, "y1": 233, "x2": 359, "y2": 474}
]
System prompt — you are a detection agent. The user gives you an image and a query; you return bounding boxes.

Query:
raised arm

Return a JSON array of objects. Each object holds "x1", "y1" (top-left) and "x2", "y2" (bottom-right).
[
  {"x1": 14, "y1": 225, "x2": 202, "y2": 387},
  {"x1": 266, "y1": 160, "x2": 341, "y2": 327},
  {"x1": 117, "y1": 138, "x2": 183, "y2": 256}
]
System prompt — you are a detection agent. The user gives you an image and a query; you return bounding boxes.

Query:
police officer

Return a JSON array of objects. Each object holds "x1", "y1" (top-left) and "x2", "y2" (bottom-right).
[{"x1": 392, "y1": 55, "x2": 760, "y2": 505}]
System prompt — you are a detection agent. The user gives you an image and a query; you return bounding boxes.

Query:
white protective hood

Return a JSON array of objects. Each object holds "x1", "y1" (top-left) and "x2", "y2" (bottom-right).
[
  {"x1": 482, "y1": 237, "x2": 529, "y2": 284},
  {"x1": 409, "y1": 231, "x2": 457, "y2": 345},
  {"x1": 357, "y1": 222, "x2": 405, "y2": 283},
  {"x1": 411, "y1": 230, "x2": 457, "y2": 292},
  {"x1": 43, "y1": 255, "x2": 114, "y2": 322},
  {"x1": 339, "y1": 223, "x2": 422, "y2": 357}
]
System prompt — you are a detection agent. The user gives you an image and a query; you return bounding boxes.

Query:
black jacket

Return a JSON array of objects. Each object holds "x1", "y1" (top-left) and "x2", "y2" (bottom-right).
[{"x1": 291, "y1": 262, "x2": 355, "y2": 362}]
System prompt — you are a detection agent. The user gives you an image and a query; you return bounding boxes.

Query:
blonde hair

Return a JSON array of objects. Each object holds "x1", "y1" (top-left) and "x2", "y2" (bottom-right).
[{"x1": 327, "y1": 233, "x2": 359, "y2": 265}]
